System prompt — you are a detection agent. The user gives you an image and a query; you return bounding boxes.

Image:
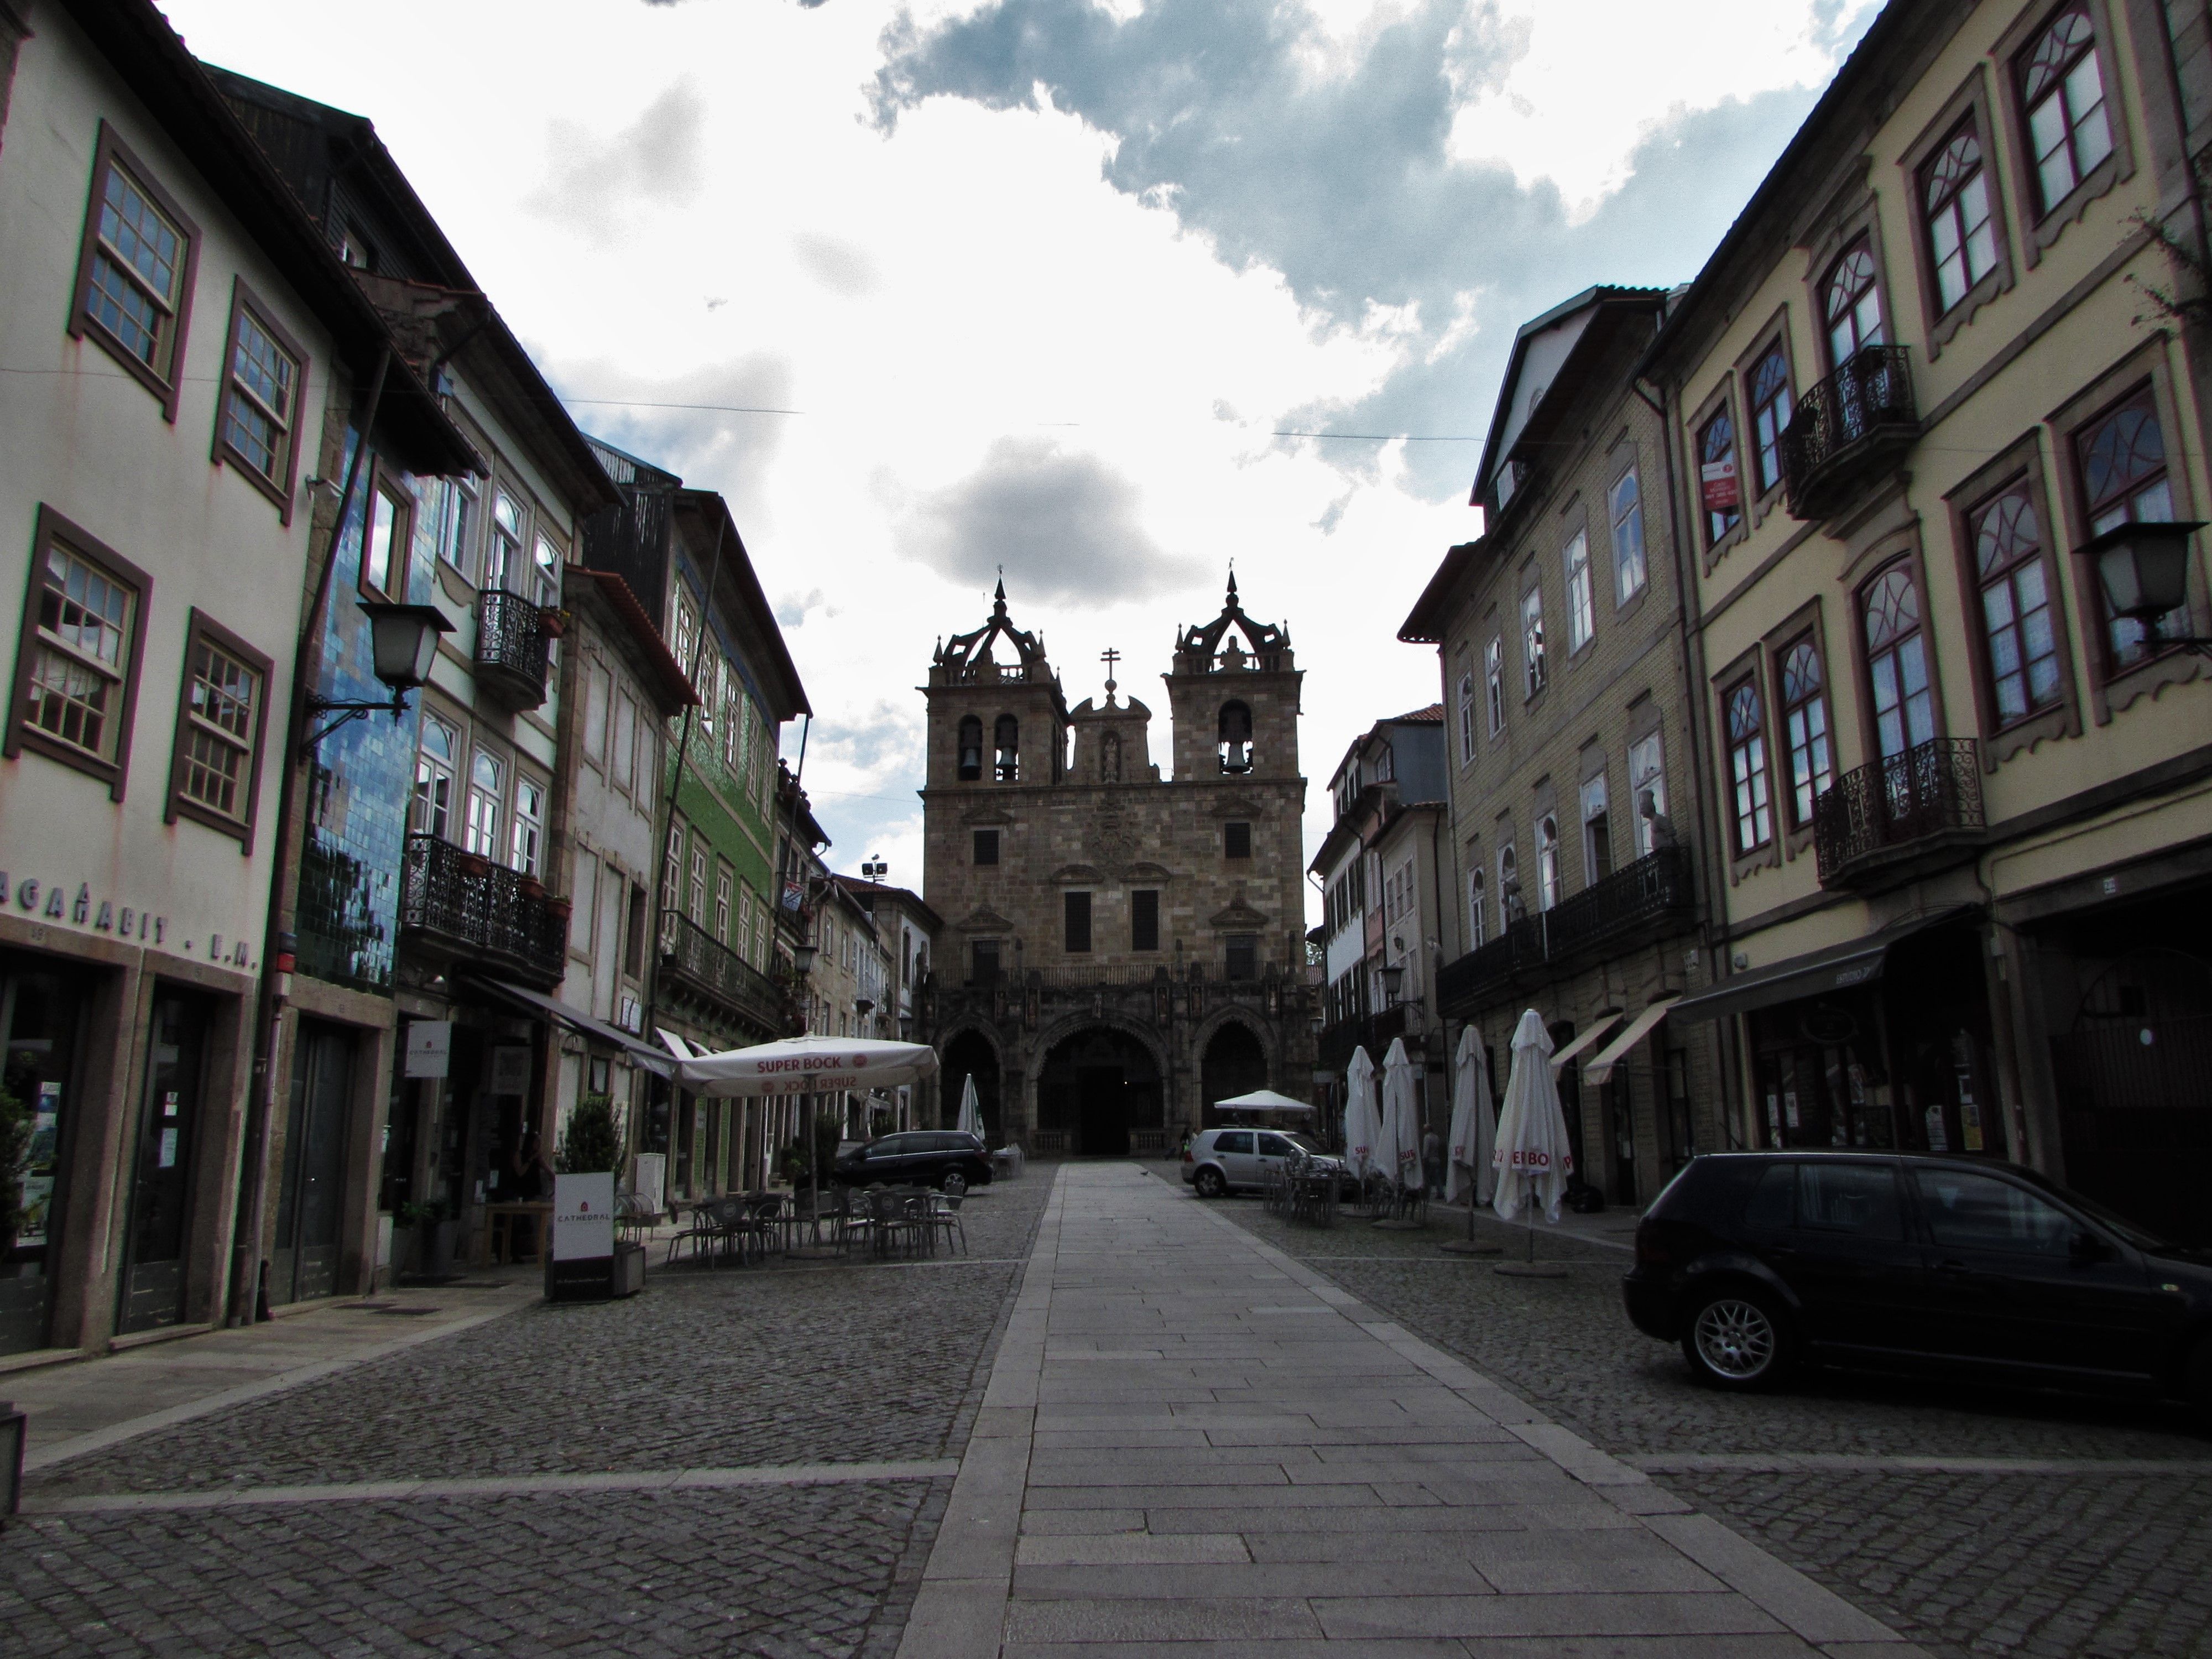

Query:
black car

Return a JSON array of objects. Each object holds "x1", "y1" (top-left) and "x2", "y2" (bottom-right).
[
  {"x1": 1625, "y1": 1151, "x2": 2212, "y2": 1412},
  {"x1": 832, "y1": 1130, "x2": 992, "y2": 1192}
]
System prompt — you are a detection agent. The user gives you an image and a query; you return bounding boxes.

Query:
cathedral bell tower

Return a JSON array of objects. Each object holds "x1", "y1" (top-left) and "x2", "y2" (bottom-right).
[
  {"x1": 1163, "y1": 572, "x2": 1302, "y2": 783},
  {"x1": 922, "y1": 581, "x2": 1071, "y2": 791}
]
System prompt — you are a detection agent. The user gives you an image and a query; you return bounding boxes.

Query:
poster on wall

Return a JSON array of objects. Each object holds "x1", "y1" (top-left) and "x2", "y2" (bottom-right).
[{"x1": 405, "y1": 1021, "x2": 452, "y2": 1079}]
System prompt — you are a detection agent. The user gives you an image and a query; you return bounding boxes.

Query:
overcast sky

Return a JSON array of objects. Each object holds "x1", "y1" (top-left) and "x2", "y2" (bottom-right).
[{"x1": 163, "y1": 0, "x2": 1879, "y2": 922}]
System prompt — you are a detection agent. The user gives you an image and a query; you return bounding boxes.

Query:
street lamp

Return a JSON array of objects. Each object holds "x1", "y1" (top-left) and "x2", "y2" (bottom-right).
[
  {"x1": 300, "y1": 602, "x2": 453, "y2": 753},
  {"x1": 791, "y1": 941, "x2": 817, "y2": 977},
  {"x1": 1381, "y1": 961, "x2": 1406, "y2": 1004},
  {"x1": 2086, "y1": 519, "x2": 2212, "y2": 656}
]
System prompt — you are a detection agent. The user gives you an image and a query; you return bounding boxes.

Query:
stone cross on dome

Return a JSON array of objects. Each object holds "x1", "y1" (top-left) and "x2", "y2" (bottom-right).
[{"x1": 1100, "y1": 646, "x2": 1120, "y2": 704}]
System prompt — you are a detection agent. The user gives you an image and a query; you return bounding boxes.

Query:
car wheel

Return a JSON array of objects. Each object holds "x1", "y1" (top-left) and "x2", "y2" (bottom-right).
[
  {"x1": 1194, "y1": 1167, "x2": 1227, "y2": 1199},
  {"x1": 938, "y1": 1169, "x2": 966, "y2": 1195},
  {"x1": 1681, "y1": 1286, "x2": 1794, "y2": 1391}
]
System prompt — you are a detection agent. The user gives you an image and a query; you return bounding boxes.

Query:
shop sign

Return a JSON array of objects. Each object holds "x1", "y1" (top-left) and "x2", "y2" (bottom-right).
[
  {"x1": 0, "y1": 870, "x2": 247, "y2": 967},
  {"x1": 552, "y1": 1171, "x2": 614, "y2": 1261},
  {"x1": 490, "y1": 1045, "x2": 532, "y2": 1094},
  {"x1": 405, "y1": 1021, "x2": 453, "y2": 1079}
]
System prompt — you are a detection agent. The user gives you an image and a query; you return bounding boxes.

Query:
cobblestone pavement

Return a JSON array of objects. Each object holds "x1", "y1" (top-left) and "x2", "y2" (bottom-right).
[
  {"x1": 1, "y1": 1168, "x2": 1053, "y2": 1657},
  {"x1": 1175, "y1": 1172, "x2": 2212, "y2": 1659}
]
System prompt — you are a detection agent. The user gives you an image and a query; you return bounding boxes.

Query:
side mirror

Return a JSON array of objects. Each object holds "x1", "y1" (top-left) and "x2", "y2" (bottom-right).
[{"x1": 2069, "y1": 1229, "x2": 2114, "y2": 1265}]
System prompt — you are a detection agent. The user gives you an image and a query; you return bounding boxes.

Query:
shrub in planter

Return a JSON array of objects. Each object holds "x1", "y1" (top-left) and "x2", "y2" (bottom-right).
[
  {"x1": 394, "y1": 1198, "x2": 456, "y2": 1277},
  {"x1": 557, "y1": 1094, "x2": 622, "y2": 1174}
]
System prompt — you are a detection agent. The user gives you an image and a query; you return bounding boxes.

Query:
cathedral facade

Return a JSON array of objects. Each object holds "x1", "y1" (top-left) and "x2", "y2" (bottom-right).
[{"x1": 919, "y1": 580, "x2": 1316, "y2": 1154}]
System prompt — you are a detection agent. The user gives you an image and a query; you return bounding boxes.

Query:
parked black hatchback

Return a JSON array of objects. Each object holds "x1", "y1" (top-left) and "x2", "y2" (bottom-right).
[
  {"x1": 1625, "y1": 1151, "x2": 2212, "y2": 1413},
  {"x1": 832, "y1": 1130, "x2": 992, "y2": 1192}
]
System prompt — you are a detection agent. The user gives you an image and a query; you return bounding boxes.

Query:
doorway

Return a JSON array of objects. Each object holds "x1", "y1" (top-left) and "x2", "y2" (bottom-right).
[
  {"x1": 942, "y1": 1030, "x2": 1000, "y2": 1143},
  {"x1": 118, "y1": 990, "x2": 211, "y2": 1334},
  {"x1": 1, "y1": 954, "x2": 91, "y2": 1356},
  {"x1": 274, "y1": 1020, "x2": 354, "y2": 1305},
  {"x1": 1198, "y1": 1022, "x2": 1266, "y2": 1128},
  {"x1": 1039, "y1": 1027, "x2": 1162, "y2": 1154}
]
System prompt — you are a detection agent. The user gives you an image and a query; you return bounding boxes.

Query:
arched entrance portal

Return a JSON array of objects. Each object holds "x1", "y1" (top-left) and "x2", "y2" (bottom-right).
[
  {"x1": 1199, "y1": 1022, "x2": 1267, "y2": 1128},
  {"x1": 941, "y1": 1030, "x2": 1000, "y2": 1145},
  {"x1": 1039, "y1": 1027, "x2": 1162, "y2": 1155}
]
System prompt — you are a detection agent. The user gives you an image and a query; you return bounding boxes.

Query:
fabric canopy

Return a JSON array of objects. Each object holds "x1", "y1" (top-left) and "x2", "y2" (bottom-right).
[
  {"x1": 1342, "y1": 1046, "x2": 1383, "y2": 1180},
  {"x1": 672, "y1": 1034, "x2": 941, "y2": 1098},
  {"x1": 1380, "y1": 1038, "x2": 1423, "y2": 1191},
  {"x1": 1581, "y1": 998, "x2": 1681, "y2": 1087},
  {"x1": 1445, "y1": 1025, "x2": 1496, "y2": 1208},
  {"x1": 1548, "y1": 1015, "x2": 1621, "y2": 1072},
  {"x1": 466, "y1": 977, "x2": 673, "y2": 1077},
  {"x1": 1493, "y1": 1009, "x2": 1574, "y2": 1223},
  {"x1": 1213, "y1": 1089, "x2": 1315, "y2": 1112},
  {"x1": 1668, "y1": 905, "x2": 1977, "y2": 1023}
]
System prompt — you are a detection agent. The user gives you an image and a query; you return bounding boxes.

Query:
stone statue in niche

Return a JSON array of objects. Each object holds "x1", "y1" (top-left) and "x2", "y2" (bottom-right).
[{"x1": 1100, "y1": 731, "x2": 1122, "y2": 782}]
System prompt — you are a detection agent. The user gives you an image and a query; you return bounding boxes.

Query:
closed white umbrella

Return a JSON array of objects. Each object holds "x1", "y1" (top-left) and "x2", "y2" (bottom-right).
[
  {"x1": 956, "y1": 1073, "x2": 985, "y2": 1141},
  {"x1": 1380, "y1": 1039, "x2": 1423, "y2": 1192},
  {"x1": 1446, "y1": 1025, "x2": 1496, "y2": 1208},
  {"x1": 1492, "y1": 1010, "x2": 1574, "y2": 1224},
  {"x1": 1342, "y1": 1047, "x2": 1383, "y2": 1181}
]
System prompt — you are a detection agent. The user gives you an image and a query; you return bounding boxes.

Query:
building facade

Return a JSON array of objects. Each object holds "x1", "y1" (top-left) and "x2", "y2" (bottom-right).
[
  {"x1": 0, "y1": 0, "x2": 471, "y2": 1353},
  {"x1": 1644, "y1": 0, "x2": 2212, "y2": 1241},
  {"x1": 833, "y1": 873, "x2": 944, "y2": 1130},
  {"x1": 919, "y1": 580, "x2": 1315, "y2": 1154},
  {"x1": 1407, "y1": 288, "x2": 1723, "y2": 1207},
  {"x1": 1311, "y1": 709, "x2": 1449, "y2": 1124}
]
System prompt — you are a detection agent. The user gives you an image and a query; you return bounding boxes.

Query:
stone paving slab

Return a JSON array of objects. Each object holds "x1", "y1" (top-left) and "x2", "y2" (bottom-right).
[{"x1": 898, "y1": 1162, "x2": 1926, "y2": 1658}]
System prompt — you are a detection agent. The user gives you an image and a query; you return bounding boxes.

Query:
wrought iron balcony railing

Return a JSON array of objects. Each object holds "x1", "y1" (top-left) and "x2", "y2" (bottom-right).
[
  {"x1": 1438, "y1": 846, "x2": 1695, "y2": 1017},
  {"x1": 658, "y1": 907, "x2": 787, "y2": 1034},
  {"x1": 1318, "y1": 1004, "x2": 1412, "y2": 1071},
  {"x1": 474, "y1": 589, "x2": 551, "y2": 708},
  {"x1": 400, "y1": 833, "x2": 567, "y2": 985},
  {"x1": 1812, "y1": 737, "x2": 1985, "y2": 889},
  {"x1": 1780, "y1": 345, "x2": 1917, "y2": 521}
]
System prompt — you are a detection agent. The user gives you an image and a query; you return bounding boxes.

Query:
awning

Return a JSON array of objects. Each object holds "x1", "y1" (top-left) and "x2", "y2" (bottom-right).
[
  {"x1": 1582, "y1": 997, "x2": 1681, "y2": 1087},
  {"x1": 1549, "y1": 1014, "x2": 1622, "y2": 1071},
  {"x1": 1668, "y1": 905, "x2": 1980, "y2": 1025},
  {"x1": 463, "y1": 977, "x2": 674, "y2": 1077}
]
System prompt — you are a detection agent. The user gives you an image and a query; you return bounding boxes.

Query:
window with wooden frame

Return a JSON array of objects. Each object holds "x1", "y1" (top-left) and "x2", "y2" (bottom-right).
[
  {"x1": 488, "y1": 491, "x2": 526, "y2": 597},
  {"x1": 1922, "y1": 120, "x2": 1999, "y2": 314},
  {"x1": 359, "y1": 468, "x2": 411, "y2": 601},
  {"x1": 1579, "y1": 772, "x2": 1613, "y2": 886},
  {"x1": 1521, "y1": 585, "x2": 1547, "y2": 698},
  {"x1": 2018, "y1": 4, "x2": 2112, "y2": 217},
  {"x1": 1724, "y1": 678, "x2": 1773, "y2": 854},
  {"x1": 424, "y1": 474, "x2": 478, "y2": 583},
  {"x1": 1968, "y1": 481, "x2": 2064, "y2": 724},
  {"x1": 2075, "y1": 387, "x2": 2185, "y2": 671},
  {"x1": 1822, "y1": 238, "x2": 1886, "y2": 367},
  {"x1": 1224, "y1": 820, "x2": 1253, "y2": 859},
  {"x1": 1455, "y1": 659, "x2": 1475, "y2": 764},
  {"x1": 1563, "y1": 529, "x2": 1594, "y2": 654},
  {"x1": 1609, "y1": 463, "x2": 1647, "y2": 603},
  {"x1": 1747, "y1": 342, "x2": 1793, "y2": 499},
  {"x1": 1860, "y1": 564, "x2": 1938, "y2": 761},
  {"x1": 1484, "y1": 634, "x2": 1505, "y2": 734},
  {"x1": 165, "y1": 611, "x2": 272, "y2": 847},
  {"x1": 512, "y1": 775, "x2": 546, "y2": 876},
  {"x1": 1465, "y1": 863, "x2": 1485, "y2": 948},
  {"x1": 466, "y1": 747, "x2": 505, "y2": 859},
  {"x1": 1063, "y1": 890, "x2": 1092, "y2": 954},
  {"x1": 413, "y1": 712, "x2": 458, "y2": 839},
  {"x1": 1496, "y1": 843, "x2": 1520, "y2": 919},
  {"x1": 1775, "y1": 634, "x2": 1833, "y2": 831},
  {"x1": 1629, "y1": 732, "x2": 1667, "y2": 858},
  {"x1": 6, "y1": 509, "x2": 149, "y2": 797},
  {"x1": 1535, "y1": 814, "x2": 1562, "y2": 911},
  {"x1": 213, "y1": 283, "x2": 305, "y2": 518},
  {"x1": 1131, "y1": 888, "x2": 1160, "y2": 952},
  {"x1": 69, "y1": 125, "x2": 200, "y2": 418},
  {"x1": 1698, "y1": 405, "x2": 1741, "y2": 547}
]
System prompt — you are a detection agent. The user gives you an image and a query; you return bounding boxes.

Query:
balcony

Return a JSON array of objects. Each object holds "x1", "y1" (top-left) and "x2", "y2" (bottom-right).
[
  {"x1": 400, "y1": 833, "x2": 567, "y2": 986},
  {"x1": 1318, "y1": 1004, "x2": 1413, "y2": 1072},
  {"x1": 658, "y1": 907, "x2": 789, "y2": 1036},
  {"x1": 1813, "y1": 737, "x2": 1985, "y2": 890},
  {"x1": 474, "y1": 589, "x2": 551, "y2": 709},
  {"x1": 1780, "y1": 345, "x2": 1917, "y2": 521},
  {"x1": 1438, "y1": 847, "x2": 1695, "y2": 1018}
]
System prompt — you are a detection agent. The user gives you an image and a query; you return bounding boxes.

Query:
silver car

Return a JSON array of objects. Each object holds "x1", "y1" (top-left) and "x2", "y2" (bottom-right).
[{"x1": 1182, "y1": 1127, "x2": 1329, "y2": 1197}]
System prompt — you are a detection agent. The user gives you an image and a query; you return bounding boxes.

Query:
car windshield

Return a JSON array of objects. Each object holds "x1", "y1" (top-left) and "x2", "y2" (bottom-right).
[{"x1": 2011, "y1": 1168, "x2": 2173, "y2": 1251}]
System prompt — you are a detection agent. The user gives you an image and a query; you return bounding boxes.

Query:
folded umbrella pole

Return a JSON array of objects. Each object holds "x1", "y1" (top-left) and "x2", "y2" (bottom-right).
[
  {"x1": 1490, "y1": 1009, "x2": 1574, "y2": 1278},
  {"x1": 1441, "y1": 1025, "x2": 1501, "y2": 1255}
]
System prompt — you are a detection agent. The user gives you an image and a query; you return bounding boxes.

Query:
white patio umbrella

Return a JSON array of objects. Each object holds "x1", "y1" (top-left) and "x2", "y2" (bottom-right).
[
  {"x1": 956, "y1": 1073, "x2": 985, "y2": 1141},
  {"x1": 1491, "y1": 1009, "x2": 1574, "y2": 1226},
  {"x1": 1212, "y1": 1089, "x2": 1315, "y2": 1113},
  {"x1": 1379, "y1": 1039, "x2": 1423, "y2": 1193},
  {"x1": 670, "y1": 1035, "x2": 942, "y2": 1223},
  {"x1": 1446, "y1": 1025, "x2": 1496, "y2": 1209},
  {"x1": 1341, "y1": 1046, "x2": 1384, "y2": 1181}
]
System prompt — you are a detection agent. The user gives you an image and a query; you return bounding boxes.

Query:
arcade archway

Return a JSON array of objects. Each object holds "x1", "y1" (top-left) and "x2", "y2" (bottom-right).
[{"x1": 1037, "y1": 1026, "x2": 1162, "y2": 1155}]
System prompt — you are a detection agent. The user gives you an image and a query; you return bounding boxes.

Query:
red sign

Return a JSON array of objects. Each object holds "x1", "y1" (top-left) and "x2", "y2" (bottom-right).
[{"x1": 1700, "y1": 457, "x2": 1739, "y2": 513}]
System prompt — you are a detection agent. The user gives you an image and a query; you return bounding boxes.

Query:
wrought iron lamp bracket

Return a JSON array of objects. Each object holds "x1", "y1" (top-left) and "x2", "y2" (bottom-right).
[{"x1": 299, "y1": 690, "x2": 411, "y2": 757}]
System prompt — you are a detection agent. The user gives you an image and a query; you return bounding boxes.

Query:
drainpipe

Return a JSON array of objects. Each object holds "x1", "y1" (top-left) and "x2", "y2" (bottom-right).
[{"x1": 231, "y1": 347, "x2": 391, "y2": 1327}]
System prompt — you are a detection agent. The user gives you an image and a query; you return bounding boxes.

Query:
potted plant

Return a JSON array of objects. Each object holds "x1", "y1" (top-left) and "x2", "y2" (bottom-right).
[
  {"x1": 517, "y1": 875, "x2": 547, "y2": 901},
  {"x1": 542, "y1": 895, "x2": 572, "y2": 925},
  {"x1": 538, "y1": 609, "x2": 568, "y2": 640},
  {"x1": 456, "y1": 851, "x2": 492, "y2": 879}
]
